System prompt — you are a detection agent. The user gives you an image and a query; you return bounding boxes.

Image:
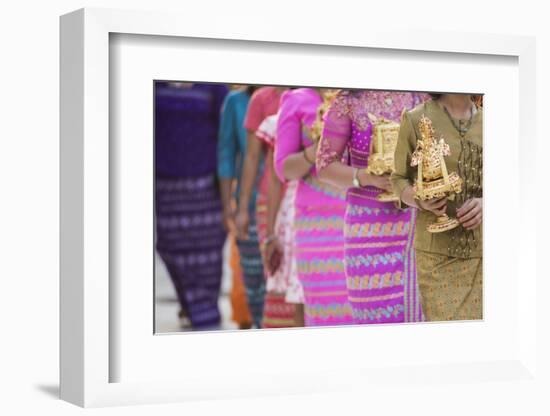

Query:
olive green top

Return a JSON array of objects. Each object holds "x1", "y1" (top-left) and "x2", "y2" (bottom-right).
[{"x1": 391, "y1": 99, "x2": 483, "y2": 259}]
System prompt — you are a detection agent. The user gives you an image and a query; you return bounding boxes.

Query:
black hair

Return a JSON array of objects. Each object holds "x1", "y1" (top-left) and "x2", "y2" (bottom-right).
[{"x1": 245, "y1": 86, "x2": 258, "y2": 96}]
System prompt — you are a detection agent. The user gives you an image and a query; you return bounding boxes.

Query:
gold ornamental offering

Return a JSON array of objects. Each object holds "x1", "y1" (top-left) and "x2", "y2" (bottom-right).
[
  {"x1": 411, "y1": 114, "x2": 463, "y2": 233},
  {"x1": 365, "y1": 113, "x2": 401, "y2": 202},
  {"x1": 310, "y1": 89, "x2": 339, "y2": 142}
]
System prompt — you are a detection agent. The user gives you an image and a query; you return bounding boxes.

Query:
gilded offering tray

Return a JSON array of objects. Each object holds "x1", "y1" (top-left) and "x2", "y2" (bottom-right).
[
  {"x1": 310, "y1": 89, "x2": 339, "y2": 142},
  {"x1": 426, "y1": 215, "x2": 462, "y2": 233},
  {"x1": 366, "y1": 153, "x2": 394, "y2": 176},
  {"x1": 366, "y1": 118, "x2": 400, "y2": 176},
  {"x1": 414, "y1": 172, "x2": 463, "y2": 200},
  {"x1": 365, "y1": 115, "x2": 401, "y2": 202},
  {"x1": 411, "y1": 114, "x2": 463, "y2": 233}
]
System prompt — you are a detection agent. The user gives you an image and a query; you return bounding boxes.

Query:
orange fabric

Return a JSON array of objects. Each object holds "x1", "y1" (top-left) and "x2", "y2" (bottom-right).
[{"x1": 229, "y1": 237, "x2": 252, "y2": 325}]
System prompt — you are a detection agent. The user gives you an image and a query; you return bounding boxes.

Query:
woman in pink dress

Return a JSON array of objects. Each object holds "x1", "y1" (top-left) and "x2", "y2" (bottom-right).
[
  {"x1": 235, "y1": 86, "x2": 285, "y2": 327},
  {"x1": 275, "y1": 88, "x2": 353, "y2": 326},
  {"x1": 316, "y1": 90, "x2": 428, "y2": 324},
  {"x1": 256, "y1": 115, "x2": 304, "y2": 327},
  {"x1": 236, "y1": 86, "x2": 298, "y2": 328}
]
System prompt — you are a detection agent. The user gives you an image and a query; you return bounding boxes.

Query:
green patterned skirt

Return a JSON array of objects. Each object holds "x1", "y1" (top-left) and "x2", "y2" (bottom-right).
[{"x1": 416, "y1": 250, "x2": 482, "y2": 322}]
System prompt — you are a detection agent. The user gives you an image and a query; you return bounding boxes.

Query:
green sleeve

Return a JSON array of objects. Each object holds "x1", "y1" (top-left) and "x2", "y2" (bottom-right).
[{"x1": 391, "y1": 110, "x2": 417, "y2": 208}]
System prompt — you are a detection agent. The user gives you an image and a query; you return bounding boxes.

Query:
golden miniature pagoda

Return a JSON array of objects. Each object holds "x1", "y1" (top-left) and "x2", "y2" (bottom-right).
[
  {"x1": 365, "y1": 113, "x2": 401, "y2": 202},
  {"x1": 411, "y1": 114, "x2": 463, "y2": 233}
]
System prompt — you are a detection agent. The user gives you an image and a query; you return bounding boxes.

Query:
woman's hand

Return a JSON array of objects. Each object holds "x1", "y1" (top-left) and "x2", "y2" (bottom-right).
[
  {"x1": 221, "y1": 206, "x2": 236, "y2": 235},
  {"x1": 417, "y1": 197, "x2": 448, "y2": 216},
  {"x1": 235, "y1": 209, "x2": 250, "y2": 240},
  {"x1": 457, "y1": 198, "x2": 482, "y2": 230},
  {"x1": 264, "y1": 237, "x2": 283, "y2": 275},
  {"x1": 281, "y1": 142, "x2": 319, "y2": 181},
  {"x1": 303, "y1": 142, "x2": 318, "y2": 165},
  {"x1": 358, "y1": 171, "x2": 392, "y2": 191},
  {"x1": 370, "y1": 175, "x2": 392, "y2": 192}
]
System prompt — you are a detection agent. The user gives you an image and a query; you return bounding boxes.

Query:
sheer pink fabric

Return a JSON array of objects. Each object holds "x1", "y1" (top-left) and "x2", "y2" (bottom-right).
[
  {"x1": 316, "y1": 103, "x2": 351, "y2": 171},
  {"x1": 273, "y1": 88, "x2": 353, "y2": 325}
]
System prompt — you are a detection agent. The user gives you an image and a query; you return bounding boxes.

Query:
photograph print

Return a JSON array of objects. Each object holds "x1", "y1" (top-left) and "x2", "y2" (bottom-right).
[{"x1": 153, "y1": 82, "x2": 483, "y2": 333}]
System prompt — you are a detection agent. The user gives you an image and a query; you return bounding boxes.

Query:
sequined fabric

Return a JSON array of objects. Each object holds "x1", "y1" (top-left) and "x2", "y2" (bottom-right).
[{"x1": 449, "y1": 139, "x2": 483, "y2": 257}]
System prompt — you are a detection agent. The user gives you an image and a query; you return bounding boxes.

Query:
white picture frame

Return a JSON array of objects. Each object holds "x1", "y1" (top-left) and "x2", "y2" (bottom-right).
[{"x1": 60, "y1": 7, "x2": 541, "y2": 408}]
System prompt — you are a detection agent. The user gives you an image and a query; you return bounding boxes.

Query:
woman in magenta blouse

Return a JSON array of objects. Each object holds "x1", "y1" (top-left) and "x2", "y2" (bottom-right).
[
  {"x1": 274, "y1": 88, "x2": 353, "y2": 326},
  {"x1": 316, "y1": 90, "x2": 428, "y2": 324}
]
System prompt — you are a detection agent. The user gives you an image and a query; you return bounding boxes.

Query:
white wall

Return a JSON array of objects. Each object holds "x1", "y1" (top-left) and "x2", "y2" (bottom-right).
[{"x1": 1, "y1": 1, "x2": 548, "y2": 414}]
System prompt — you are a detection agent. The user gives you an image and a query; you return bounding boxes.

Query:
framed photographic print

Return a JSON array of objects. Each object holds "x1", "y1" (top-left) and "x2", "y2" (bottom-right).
[{"x1": 60, "y1": 7, "x2": 541, "y2": 408}]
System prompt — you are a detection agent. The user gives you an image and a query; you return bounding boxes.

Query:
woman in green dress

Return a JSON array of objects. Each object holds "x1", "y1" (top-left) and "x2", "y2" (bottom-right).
[{"x1": 391, "y1": 93, "x2": 483, "y2": 322}]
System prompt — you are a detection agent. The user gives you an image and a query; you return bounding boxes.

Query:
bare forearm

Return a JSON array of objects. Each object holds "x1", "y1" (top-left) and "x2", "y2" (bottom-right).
[
  {"x1": 238, "y1": 132, "x2": 261, "y2": 213},
  {"x1": 219, "y1": 178, "x2": 234, "y2": 211},
  {"x1": 317, "y1": 161, "x2": 355, "y2": 189},
  {"x1": 281, "y1": 144, "x2": 316, "y2": 180},
  {"x1": 266, "y1": 149, "x2": 282, "y2": 236},
  {"x1": 317, "y1": 161, "x2": 385, "y2": 190}
]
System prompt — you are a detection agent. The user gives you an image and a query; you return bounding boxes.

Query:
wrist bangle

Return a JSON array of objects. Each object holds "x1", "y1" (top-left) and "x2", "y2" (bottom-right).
[
  {"x1": 303, "y1": 148, "x2": 314, "y2": 165},
  {"x1": 352, "y1": 168, "x2": 360, "y2": 187}
]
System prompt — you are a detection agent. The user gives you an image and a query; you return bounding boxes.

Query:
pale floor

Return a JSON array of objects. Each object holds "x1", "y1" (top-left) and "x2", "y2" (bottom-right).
[{"x1": 154, "y1": 238, "x2": 238, "y2": 333}]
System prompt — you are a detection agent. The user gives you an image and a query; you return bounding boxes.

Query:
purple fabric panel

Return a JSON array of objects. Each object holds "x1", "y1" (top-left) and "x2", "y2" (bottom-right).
[
  {"x1": 155, "y1": 82, "x2": 228, "y2": 177},
  {"x1": 155, "y1": 174, "x2": 226, "y2": 328}
]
